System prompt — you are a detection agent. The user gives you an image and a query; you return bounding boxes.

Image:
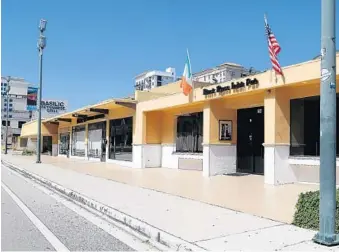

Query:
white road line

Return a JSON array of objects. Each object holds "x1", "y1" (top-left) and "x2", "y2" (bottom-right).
[
  {"x1": 2, "y1": 165, "x2": 157, "y2": 251},
  {"x1": 1, "y1": 182, "x2": 70, "y2": 252}
]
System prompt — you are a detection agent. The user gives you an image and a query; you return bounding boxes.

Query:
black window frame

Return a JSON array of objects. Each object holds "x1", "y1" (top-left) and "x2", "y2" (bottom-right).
[
  {"x1": 108, "y1": 117, "x2": 133, "y2": 161},
  {"x1": 176, "y1": 112, "x2": 203, "y2": 153},
  {"x1": 290, "y1": 95, "x2": 339, "y2": 157},
  {"x1": 71, "y1": 125, "x2": 86, "y2": 156}
]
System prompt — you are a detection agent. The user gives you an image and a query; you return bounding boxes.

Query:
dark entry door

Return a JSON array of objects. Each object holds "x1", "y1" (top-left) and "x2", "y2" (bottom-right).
[
  {"x1": 101, "y1": 122, "x2": 107, "y2": 162},
  {"x1": 42, "y1": 136, "x2": 52, "y2": 154},
  {"x1": 237, "y1": 106, "x2": 264, "y2": 174}
]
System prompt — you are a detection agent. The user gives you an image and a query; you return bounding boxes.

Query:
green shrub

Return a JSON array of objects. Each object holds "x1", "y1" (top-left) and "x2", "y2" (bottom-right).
[
  {"x1": 22, "y1": 149, "x2": 36, "y2": 156},
  {"x1": 293, "y1": 189, "x2": 339, "y2": 232}
]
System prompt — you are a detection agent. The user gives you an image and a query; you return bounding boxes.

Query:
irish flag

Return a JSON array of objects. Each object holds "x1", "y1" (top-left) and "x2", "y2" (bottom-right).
[{"x1": 180, "y1": 50, "x2": 193, "y2": 96}]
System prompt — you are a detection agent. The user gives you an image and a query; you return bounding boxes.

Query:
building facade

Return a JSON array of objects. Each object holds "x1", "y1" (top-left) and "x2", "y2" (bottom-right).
[
  {"x1": 1, "y1": 77, "x2": 32, "y2": 146},
  {"x1": 31, "y1": 100, "x2": 68, "y2": 120},
  {"x1": 1, "y1": 76, "x2": 68, "y2": 150},
  {"x1": 193, "y1": 62, "x2": 255, "y2": 84},
  {"x1": 135, "y1": 67, "x2": 176, "y2": 91},
  {"x1": 20, "y1": 53, "x2": 339, "y2": 186}
]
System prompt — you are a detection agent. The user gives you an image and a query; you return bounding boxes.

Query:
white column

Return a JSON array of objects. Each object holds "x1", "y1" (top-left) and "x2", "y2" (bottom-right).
[
  {"x1": 264, "y1": 144, "x2": 295, "y2": 185},
  {"x1": 203, "y1": 144, "x2": 237, "y2": 176}
]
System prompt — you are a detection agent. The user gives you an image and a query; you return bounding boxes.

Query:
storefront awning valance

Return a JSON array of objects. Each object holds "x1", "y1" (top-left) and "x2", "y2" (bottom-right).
[{"x1": 44, "y1": 98, "x2": 137, "y2": 124}]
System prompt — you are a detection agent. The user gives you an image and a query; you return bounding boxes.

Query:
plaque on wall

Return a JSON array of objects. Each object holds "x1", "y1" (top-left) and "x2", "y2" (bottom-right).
[{"x1": 219, "y1": 120, "x2": 232, "y2": 141}]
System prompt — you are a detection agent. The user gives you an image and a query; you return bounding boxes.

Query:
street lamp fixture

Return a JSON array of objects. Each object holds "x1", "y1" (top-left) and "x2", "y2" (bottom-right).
[
  {"x1": 36, "y1": 19, "x2": 47, "y2": 163},
  {"x1": 39, "y1": 19, "x2": 47, "y2": 32},
  {"x1": 38, "y1": 35, "x2": 46, "y2": 50}
]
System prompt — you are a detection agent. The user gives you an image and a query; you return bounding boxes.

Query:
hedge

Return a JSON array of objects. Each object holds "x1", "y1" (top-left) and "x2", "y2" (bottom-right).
[
  {"x1": 292, "y1": 189, "x2": 339, "y2": 232},
  {"x1": 22, "y1": 149, "x2": 36, "y2": 156}
]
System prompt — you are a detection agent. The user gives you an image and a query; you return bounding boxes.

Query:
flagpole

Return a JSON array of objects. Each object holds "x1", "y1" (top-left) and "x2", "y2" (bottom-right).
[
  {"x1": 186, "y1": 48, "x2": 195, "y2": 102},
  {"x1": 187, "y1": 48, "x2": 193, "y2": 89}
]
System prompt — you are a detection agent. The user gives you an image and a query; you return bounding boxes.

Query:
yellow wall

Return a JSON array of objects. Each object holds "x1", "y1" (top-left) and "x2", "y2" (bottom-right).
[
  {"x1": 161, "y1": 111, "x2": 176, "y2": 144},
  {"x1": 23, "y1": 55, "x2": 339, "y2": 154},
  {"x1": 208, "y1": 99, "x2": 237, "y2": 144},
  {"x1": 52, "y1": 134, "x2": 58, "y2": 144},
  {"x1": 264, "y1": 79, "x2": 339, "y2": 144},
  {"x1": 146, "y1": 103, "x2": 205, "y2": 145},
  {"x1": 21, "y1": 121, "x2": 58, "y2": 137},
  {"x1": 264, "y1": 89, "x2": 290, "y2": 144},
  {"x1": 135, "y1": 81, "x2": 182, "y2": 102},
  {"x1": 145, "y1": 111, "x2": 162, "y2": 144}
]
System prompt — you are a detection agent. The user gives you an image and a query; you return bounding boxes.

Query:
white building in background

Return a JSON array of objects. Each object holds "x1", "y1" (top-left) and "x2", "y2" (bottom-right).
[
  {"x1": 135, "y1": 67, "x2": 176, "y2": 91},
  {"x1": 193, "y1": 62, "x2": 256, "y2": 84},
  {"x1": 1, "y1": 76, "x2": 68, "y2": 148},
  {"x1": 31, "y1": 100, "x2": 68, "y2": 120},
  {"x1": 1, "y1": 77, "x2": 32, "y2": 145}
]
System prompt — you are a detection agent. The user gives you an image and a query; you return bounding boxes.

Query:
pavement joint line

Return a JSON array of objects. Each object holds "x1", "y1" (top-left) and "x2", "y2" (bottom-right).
[
  {"x1": 277, "y1": 239, "x2": 314, "y2": 251},
  {"x1": 192, "y1": 223, "x2": 286, "y2": 243},
  {"x1": 1, "y1": 160, "x2": 206, "y2": 252},
  {"x1": 1, "y1": 181, "x2": 70, "y2": 252}
]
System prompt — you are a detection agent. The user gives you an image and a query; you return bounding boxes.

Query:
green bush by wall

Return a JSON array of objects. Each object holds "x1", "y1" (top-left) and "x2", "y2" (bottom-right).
[{"x1": 292, "y1": 190, "x2": 339, "y2": 232}]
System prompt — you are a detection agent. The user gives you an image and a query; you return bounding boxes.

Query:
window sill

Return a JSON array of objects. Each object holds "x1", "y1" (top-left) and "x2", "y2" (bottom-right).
[
  {"x1": 172, "y1": 152, "x2": 203, "y2": 156},
  {"x1": 289, "y1": 156, "x2": 339, "y2": 166}
]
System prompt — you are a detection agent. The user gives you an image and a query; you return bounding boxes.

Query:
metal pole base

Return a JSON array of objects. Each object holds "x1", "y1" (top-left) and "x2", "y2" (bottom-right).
[
  {"x1": 36, "y1": 160, "x2": 41, "y2": 164},
  {"x1": 313, "y1": 233, "x2": 339, "y2": 246}
]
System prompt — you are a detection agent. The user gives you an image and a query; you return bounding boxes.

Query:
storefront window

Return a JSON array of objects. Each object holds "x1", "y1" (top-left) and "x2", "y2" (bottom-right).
[
  {"x1": 42, "y1": 136, "x2": 52, "y2": 153},
  {"x1": 59, "y1": 132, "x2": 70, "y2": 155},
  {"x1": 88, "y1": 122, "x2": 106, "y2": 159},
  {"x1": 109, "y1": 117, "x2": 133, "y2": 161},
  {"x1": 71, "y1": 125, "x2": 86, "y2": 156},
  {"x1": 176, "y1": 112, "x2": 203, "y2": 153},
  {"x1": 290, "y1": 95, "x2": 339, "y2": 156}
]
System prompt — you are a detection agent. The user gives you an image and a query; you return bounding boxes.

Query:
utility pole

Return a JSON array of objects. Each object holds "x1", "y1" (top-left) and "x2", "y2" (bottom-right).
[
  {"x1": 4, "y1": 76, "x2": 11, "y2": 154},
  {"x1": 36, "y1": 19, "x2": 47, "y2": 163},
  {"x1": 313, "y1": 0, "x2": 339, "y2": 246}
]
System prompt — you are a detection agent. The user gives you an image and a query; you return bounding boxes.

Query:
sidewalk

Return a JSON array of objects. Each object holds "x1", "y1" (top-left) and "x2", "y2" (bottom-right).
[
  {"x1": 2, "y1": 154, "x2": 319, "y2": 224},
  {"x1": 1, "y1": 154, "x2": 336, "y2": 251}
]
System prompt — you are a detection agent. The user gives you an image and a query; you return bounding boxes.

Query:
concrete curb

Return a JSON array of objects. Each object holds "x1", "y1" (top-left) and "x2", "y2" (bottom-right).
[{"x1": 1, "y1": 160, "x2": 205, "y2": 251}]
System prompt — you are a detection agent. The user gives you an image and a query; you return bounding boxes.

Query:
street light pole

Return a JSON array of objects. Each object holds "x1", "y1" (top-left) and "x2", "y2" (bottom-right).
[
  {"x1": 4, "y1": 76, "x2": 11, "y2": 154},
  {"x1": 313, "y1": 0, "x2": 339, "y2": 246},
  {"x1": 36, "y1": 19, "x2": 47, "y2": 164}
]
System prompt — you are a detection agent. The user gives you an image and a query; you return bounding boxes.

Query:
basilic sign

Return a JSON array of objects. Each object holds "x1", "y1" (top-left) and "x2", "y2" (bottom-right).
[{"x1": 203, "y1": 78, "x2": 259, "y2": 96}]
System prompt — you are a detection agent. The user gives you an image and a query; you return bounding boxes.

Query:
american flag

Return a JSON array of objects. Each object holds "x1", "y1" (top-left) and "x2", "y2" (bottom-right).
[{"x1": 264, "y1": 15, "x2": 283, "y2": 75}]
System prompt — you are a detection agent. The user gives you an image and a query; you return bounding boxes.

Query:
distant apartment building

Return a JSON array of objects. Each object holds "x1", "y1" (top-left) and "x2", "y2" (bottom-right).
[
  {"x1": 1, "y1": 76, "x2": 68, "y2": 148},
  {"x1": 1, "y1": 77, "x2": 32, "y2": 145},
  {"x1": 135, "y1": 67, "x2": 176, "y2": 91},
  {"x1": 193, "y1": 62, "x2": 256, "y2": 84}
]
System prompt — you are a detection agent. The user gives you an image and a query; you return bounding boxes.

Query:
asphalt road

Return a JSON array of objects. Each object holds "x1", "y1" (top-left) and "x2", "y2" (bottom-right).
[{"x1": 1, "y1": 165, "x2": 155, "y2": 251}]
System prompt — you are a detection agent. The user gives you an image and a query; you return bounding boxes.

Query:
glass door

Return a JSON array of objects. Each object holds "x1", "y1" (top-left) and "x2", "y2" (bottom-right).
[{"x1": 109, "y1": 117, "x2": 133, "y2": 161}]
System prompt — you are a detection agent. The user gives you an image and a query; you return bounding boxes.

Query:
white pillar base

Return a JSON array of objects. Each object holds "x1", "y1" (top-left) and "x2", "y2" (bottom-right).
[
  {"x1": 52, "y1": 144, "x2": 58, "y2": 156},
  {"x1": 264, "y1": 144, "x2": 295, "y2": 185},
  {"x1": 133, "y1": 144, "x2": 162, "y2": 168},
  {"x1": 203, "y1": 144, "x2": 236, "y2": 177}
]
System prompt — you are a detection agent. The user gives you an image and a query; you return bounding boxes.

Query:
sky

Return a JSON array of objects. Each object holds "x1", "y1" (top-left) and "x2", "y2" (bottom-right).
[{"x1": 2, "y1": 0, "x2": 339, "y2": 111}]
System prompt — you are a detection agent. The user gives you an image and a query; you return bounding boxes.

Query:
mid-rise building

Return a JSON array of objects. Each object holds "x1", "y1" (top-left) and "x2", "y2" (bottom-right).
[
  {"x1": 1, "y1": 76, "x2": 68, "y2": 148},
  {"x1": 1, "y1": 77, "x2": 32, "y2": 145},
  {"x1": 193, "y1": 62, "x2": 256, "y2": 84},
  {"x1": 135, "y1": 67, "x2": 176, "y2": 91}
]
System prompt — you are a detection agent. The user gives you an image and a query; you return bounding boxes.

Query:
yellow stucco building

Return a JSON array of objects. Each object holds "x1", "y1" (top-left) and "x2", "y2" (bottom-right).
[{"x1": 21, "y1": 54, "x2": 339, "y2": 185}]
